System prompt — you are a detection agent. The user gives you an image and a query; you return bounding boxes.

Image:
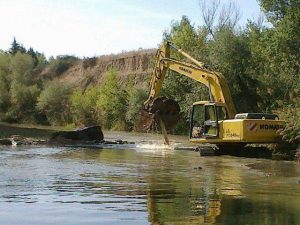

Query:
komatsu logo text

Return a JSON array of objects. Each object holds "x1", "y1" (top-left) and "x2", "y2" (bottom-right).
[
  {"x1": 260, "y1": 124, "x2": 284, "y2": 130},
  {"x1": 179, "y1": 67, "x2": 192, "y2": 74}
]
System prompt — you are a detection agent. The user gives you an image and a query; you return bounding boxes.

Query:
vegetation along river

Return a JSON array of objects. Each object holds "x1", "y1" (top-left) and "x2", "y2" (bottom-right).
[{"x1": 0, "y1": 131, "x2": 299, "y2": 225}]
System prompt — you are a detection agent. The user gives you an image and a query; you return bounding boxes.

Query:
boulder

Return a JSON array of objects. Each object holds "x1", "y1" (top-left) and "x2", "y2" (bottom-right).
[{"x1": 50, "y1": 126, "x2": 104, "y2": 143}]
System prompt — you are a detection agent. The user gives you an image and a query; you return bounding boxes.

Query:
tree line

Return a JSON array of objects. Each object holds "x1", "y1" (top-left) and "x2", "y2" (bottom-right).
[
  {"x1": 161, "y1": 0, "x2": 299, "y2": 146},
  {"x1": 0, "y1": 38, "x2": 147, "y2": 130}
]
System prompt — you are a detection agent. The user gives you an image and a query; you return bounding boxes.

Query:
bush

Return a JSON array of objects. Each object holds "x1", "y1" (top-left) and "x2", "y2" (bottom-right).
[
  {"x1": 54, "y1": 61, "x2": 69, "y2": 75},
  {"x1": 49, "y1": 55, "x2": 78, "y2": 76},
  {"x1": 10, "y1": 81, "x2": 40, "y2": 122},
  {"x1": 83, "y1": 57, "x2": 97, "y2": 69},
  {"x1": 0, "y1": 51, "x2": 42, "y2": 123},
  {"x1": 36, "y1": 81, "x2": 72, "y2": 125},
  {"x1": 277, "y1": 106, "x2": 300, "y2": 144},
  {"x1": 126, "y1": 88, "x2": 147, "y2": 130},
  {"x1": 10, "y1": 52, "x2": 35, "y2": 84},
  {"x1": 0, "y1": 78, "x2": 10, "y2": 111},
  {"x1": 70, "y1": 87, "x2": 102, "y2": 126},
  {"x1": 97, "y1": 69, "x2": 128, "y2": 130},
  {"x1": 274, "y1": 105, "x2": 300, "y2": 159}
]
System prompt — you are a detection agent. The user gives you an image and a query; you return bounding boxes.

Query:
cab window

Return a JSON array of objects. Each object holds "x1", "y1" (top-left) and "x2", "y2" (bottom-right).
[
  {"x1": 204, "y1": 105, "x2": 218, "y2": 136},
  {"x1": 205, "y1": 105, "x2": 217, "y2": 121},
  {"x1": 216, "y1": 106, "x2": 228, "y2": 120},
  {"x1": 191, "y1": 105, "x2": 205, "y2": 138}
]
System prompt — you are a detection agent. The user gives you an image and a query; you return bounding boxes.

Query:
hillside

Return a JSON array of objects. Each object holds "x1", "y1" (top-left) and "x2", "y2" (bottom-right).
[{"x1": 41, "y1": 49, "x2": 156, "y2": 89}]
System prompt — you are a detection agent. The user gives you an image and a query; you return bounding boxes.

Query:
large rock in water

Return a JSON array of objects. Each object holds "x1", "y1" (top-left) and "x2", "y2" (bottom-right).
[{"x1": 50, "y1": 126, "x2": 104, "y2": 143}]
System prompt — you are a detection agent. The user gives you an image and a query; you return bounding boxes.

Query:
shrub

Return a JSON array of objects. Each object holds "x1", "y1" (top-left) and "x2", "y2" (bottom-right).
[
  {"x1": 49, "y1": 55, "x2": 78, "y2": 76},
  {"x1": 126, "y1": 88, "x2": 147, "y2": 130},
  {"x1": 97, "y1": 69, "x2": 128, "y2": 130},
  {"x1": 10, "y1": 81, "x2": 40, "y2": 122},
  {"x1": 275, "y1": 105, "x2": 300, "y2": 159},
  {"x1": 277, "y1": 106, "x2": 300, "y2": 144},
  {"x1": 36, "y1": 81, "x2": 72, "y2": 125},
  {"x1": 70, "y1": 87, "x2": 102, "y2": 126},
  {"x1": 83, "y1": 57, "x2": 97, "y2": 69},
  {"x1": 10, "y1": 52, "x2": 34, "y2": 84}
]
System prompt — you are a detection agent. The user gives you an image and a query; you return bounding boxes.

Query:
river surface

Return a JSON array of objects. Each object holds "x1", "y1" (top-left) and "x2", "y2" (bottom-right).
[{"x1": 0, "y1": 131, "x2": 299, "y2": 225}]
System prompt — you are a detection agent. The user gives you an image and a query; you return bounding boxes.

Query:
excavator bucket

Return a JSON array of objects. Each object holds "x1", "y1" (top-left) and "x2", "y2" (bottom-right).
[{"x1": 138, "y1": 97, "x2": 180, "y2": 132}]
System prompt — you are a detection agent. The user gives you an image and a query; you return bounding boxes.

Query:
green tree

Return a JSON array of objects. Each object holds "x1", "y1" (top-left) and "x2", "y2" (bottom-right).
[
  {"x1": 49, "y1": 55, "x2": 79, "y2": 76},
  {"x1": 70, "y1": 86, "x2": 102, "y2": 126},
  {"x1": 27, "y1": 47, "x2": 39, "y2": 67},
  {"x1": 164, "y1": 16, "x2": 200, "y2": 54},
  {"x1": 36, "y1": 81, "x2": 72, "y2": 125},
  {"x1": 207, "y1": 27, "x2": 261, "y2": 112},
  {"x1": 258, "y1": 0, "x2": 299, "y2": 23},
  {"x1": 0, "y1": 53, "x2": 11, "y2": 113},
  {"x1": 248, "y1": 0, "x2": 300, "y2": 152},
  {"x1": 9, "y1": 81, "x2": 40, "y2": 122},
  {"x1": 1, "y1": 52, "x2": 41, "y2": 122},
  {"x1": 97, "y1": 69, "x2": 128, "y2": 130},
  {"x1": 9, "y1": 37, "x2": 26, "y2": 55},
  {"x1": 125, "y1": 78, "x2": 147, "y2": 130},
  {"x1": 10, "y1": 52, "x2": 35, "y2": 84},
  {"x1": 251, "y1": 0, "x2": 300, "y2": 107},
  {"x1": 0, "y1": 77, "x2": 10, "y2": 115}
]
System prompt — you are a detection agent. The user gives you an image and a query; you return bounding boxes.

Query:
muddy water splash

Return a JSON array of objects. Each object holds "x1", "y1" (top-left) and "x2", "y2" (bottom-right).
[{"x1": 0, "y1": 131, "x2": 299, "y2": 225}]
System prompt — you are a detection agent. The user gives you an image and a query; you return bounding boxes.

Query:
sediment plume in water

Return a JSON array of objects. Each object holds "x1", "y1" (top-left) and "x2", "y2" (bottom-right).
[{"x1": 135, "y1": 143, "x2": 172, "y2": 150}]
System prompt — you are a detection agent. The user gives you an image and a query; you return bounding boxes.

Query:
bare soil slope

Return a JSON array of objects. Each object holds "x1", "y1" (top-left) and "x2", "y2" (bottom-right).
[{"x1": 41, "y1": 49, "x2": 156, "y2": 89}]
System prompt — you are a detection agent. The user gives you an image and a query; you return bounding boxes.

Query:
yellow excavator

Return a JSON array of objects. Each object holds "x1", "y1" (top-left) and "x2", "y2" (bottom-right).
[{"x1": 140, "y1": 42, "x2": 284, "y2": 148}]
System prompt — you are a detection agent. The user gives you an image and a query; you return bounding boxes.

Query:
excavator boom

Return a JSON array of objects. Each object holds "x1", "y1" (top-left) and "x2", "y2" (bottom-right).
[{"x1": 144, "y1": 42, "x2": 236, "y2": 118}]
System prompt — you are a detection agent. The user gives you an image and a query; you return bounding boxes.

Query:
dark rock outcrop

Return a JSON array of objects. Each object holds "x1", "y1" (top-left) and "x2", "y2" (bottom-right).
[
  {"x1": 0, "y1": 135, "x2": 47, "y2": 146},
  {"x1": 49, "y1": 126, "x2": 104, "y2": 143},
  {"x1": 0, "y1": 126, "x2": 137, "y2": 147}
]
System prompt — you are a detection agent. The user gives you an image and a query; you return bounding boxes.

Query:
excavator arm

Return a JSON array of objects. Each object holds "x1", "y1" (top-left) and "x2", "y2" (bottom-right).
[
  {"x1": 141, "y1": 42, "x2": 236, "y2": 133},
  {"x1": 146, "y1": 57, "x2": 236, "y2": 117}
]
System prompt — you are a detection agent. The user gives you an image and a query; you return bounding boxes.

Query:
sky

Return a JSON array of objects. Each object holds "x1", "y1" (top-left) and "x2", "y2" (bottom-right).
[{"x1": 0, "y1": 0, "x2": 262, "y2": 58}]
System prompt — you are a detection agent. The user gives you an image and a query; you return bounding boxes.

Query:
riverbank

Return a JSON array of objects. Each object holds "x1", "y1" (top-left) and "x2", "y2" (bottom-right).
[
  {"x1": 1, "y1": 122, "x2": 299, "y2": 161},
  {"x1": 0, "y1": 122, "x2": 70, "y2": 139}
]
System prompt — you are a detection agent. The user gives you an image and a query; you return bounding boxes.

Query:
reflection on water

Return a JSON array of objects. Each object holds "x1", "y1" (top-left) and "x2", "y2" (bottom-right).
[{"x1": 0, "y1": 133, "x2": 299, "y2": 225}]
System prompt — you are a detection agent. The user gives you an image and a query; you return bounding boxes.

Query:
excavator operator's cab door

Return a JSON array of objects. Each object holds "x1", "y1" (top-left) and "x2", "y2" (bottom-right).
[{"x1": 190, "y1": 103, "x2": 219, "y2": 139}]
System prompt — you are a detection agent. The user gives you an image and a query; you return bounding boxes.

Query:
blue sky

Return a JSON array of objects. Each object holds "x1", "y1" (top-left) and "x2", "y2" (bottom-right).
[{"x1": 0, "y1": 0, "x2": 262, "y2": 57}]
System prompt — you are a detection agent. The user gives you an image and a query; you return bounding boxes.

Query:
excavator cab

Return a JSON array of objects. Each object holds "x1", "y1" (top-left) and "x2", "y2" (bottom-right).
[{"x1": 190, "y1": 102, "x2": 228, "y2": 139}]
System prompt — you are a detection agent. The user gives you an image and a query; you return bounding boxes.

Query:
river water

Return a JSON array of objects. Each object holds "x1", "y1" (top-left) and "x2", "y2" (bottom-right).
[{"x1": 0, "y1": 131, "x2": 299, "y2": 225}]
